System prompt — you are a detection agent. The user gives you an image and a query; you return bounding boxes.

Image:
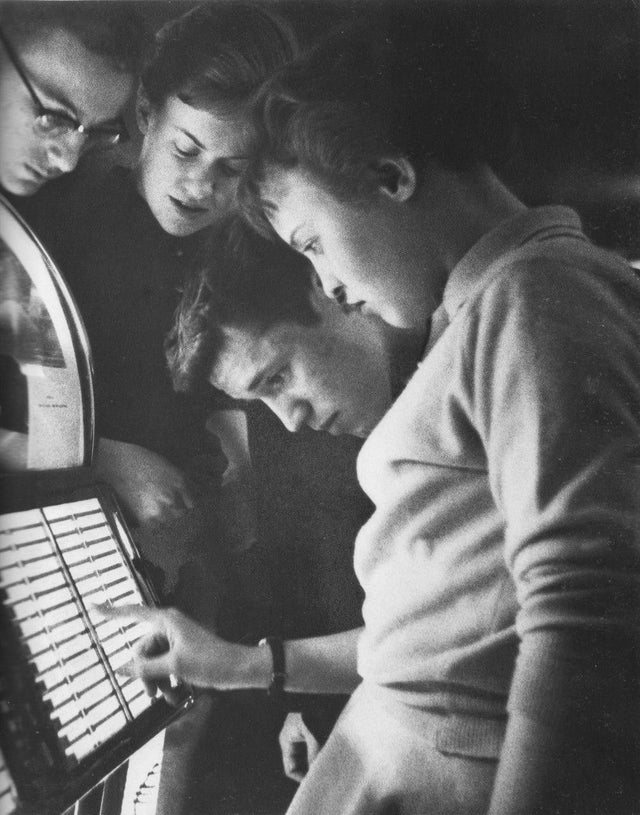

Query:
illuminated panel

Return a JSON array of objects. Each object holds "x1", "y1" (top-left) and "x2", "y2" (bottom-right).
[
  {"x1": 0, "y1": 499, "x2": 155, "y2": 767},
  {"x1": 120, "y1": 732, "x2": 165, "y2": 815},
  {"x1": 0, "y1": 747, "x2": 18, "y2": 815}
]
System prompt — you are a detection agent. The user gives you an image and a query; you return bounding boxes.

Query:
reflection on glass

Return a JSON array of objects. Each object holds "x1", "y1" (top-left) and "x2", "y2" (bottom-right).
[
  {"x1": 0, "y1": 239, "x2": 66, "y2": 369},
  {"x1": 0, "y1": 195, "x2": 92, "y2": 471}
]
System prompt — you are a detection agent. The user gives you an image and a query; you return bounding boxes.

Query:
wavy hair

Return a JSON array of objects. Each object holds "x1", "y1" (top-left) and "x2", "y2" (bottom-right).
[
  {"x1": 141, "y1": 3, "x2": 298, "y2": 115},
  {"x1": 240, "y1": 19, "x2": 516, "y2": 233},
  {"x1": 166, "y1": 219, "x2": 319, "y2": 393}
]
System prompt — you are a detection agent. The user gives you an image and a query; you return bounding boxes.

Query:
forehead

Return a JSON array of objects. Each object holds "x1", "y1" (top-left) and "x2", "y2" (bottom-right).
[
  {"x1": 157, "y1": 96, "x2": 250, "y2": 152},
  {"x1": 209, "y1": 322, "x2": 301, "y2": 399},
  {"x1": 261, "y1": 166, "x2": 332, "y2": 222},
  {"x1": 19, "y1": 27, "x2": 134, "y2": 120}
]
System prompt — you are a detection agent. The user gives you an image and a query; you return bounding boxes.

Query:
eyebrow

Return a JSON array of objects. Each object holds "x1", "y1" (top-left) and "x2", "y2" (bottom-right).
[
  {"x1": 213, "y1": 363, "x2": 268, "y2": 399},
  {"x1": 33, "y1": 76, "x2": 123, "y2": 128},
  {"x1": 176, "y1": 127, "x2": 206, "y2": 150},
  {"x1": 175, "y1": 127, "x2": 249, "y2": 160},
  {"x1": 32, "y1": 76, "x2": 79, "y2": 118}
]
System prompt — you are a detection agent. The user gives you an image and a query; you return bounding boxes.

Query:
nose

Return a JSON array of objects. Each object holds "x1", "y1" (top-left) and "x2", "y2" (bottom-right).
[
  {"x1": 182, "y1": 162, "x2": 233, "y2": 202},
  {"x1": 182, "y1": 170, "x2": 215, "y2": 201},
  {"x1": 269, "y1": 398, "x2": 310, "y2": 433},
  {"x1": 315, "y1": 266, "x2": 345, "y2": 304},
  {"x1": 45, "y1": 133, "x2": 84, "y2": 175}
]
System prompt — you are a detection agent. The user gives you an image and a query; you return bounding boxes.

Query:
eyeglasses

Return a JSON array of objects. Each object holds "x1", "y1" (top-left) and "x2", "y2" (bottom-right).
[{"x1": 0, "y1": 27, "x2": 129, "y2": 148}]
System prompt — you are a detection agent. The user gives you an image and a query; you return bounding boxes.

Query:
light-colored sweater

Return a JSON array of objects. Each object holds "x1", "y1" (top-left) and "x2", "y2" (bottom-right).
[{"x1": 355, "y1": 207, "x2": 640, "y2": 737}]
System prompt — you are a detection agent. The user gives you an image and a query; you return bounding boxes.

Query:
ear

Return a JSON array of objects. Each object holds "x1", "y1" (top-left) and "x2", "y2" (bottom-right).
[
  {"x1": 135, "y1": 84, "x2": 152, "y2": 135},
  {"x1": 373, "y1": 156, "x2": 417, "y2": 202}
]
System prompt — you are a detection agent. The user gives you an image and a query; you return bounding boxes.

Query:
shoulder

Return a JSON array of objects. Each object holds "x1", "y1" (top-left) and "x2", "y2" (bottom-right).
[
  {"x1": 453, "y1": 238, "x2": 640, "y2": 405},
  {"x1": 467, "y1": 237, "x2": 640, "y2": 339}
]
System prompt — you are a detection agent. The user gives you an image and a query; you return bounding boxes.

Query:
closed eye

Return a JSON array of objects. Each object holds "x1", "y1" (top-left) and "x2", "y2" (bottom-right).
[
  {"x1": 263, "y1": 366, "x2": 289, "y2": 394},
  {"x1": 302, "y1": 237, "x2": 321, "y2": 256},
  {"x1": 174, "y1": 142, "x2": 198, "y2": 158},
  {"x1": 37, "y1": 107, "x2": 78, "y2": 128}
]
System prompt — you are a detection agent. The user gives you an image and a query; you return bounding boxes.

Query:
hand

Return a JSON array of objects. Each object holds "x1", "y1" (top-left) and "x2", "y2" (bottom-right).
[
  {"x1": 278, "y1": 712, "x2": 321, "y2": 782},
  {"x1": 94, "y1": 439, "x2": 195, "y2": 525},
  {"x1": 185, "y1": 431, "x2": 228, "y2": 498},
  {"x1": 94, "y1": 604, "x2": 259, "y2": 700}
]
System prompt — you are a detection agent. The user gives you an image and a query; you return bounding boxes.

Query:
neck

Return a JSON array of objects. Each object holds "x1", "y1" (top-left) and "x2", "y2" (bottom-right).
[
  {"x1": 417, "y1": 162, "x2": 527, "y2": 275},
  {"x1": 386, "y1": 321, "x2": 429, "y2": 399}
]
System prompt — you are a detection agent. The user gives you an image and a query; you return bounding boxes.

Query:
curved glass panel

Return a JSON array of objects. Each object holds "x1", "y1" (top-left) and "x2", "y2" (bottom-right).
[{"x1": 0, "y1": 195, "x2": 94, "y2": 470}]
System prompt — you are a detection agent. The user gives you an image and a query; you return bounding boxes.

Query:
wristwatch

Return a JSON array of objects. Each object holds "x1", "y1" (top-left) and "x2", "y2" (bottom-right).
[{"x1": 258, "y1": 636, "x2": 287, "y2": 705}]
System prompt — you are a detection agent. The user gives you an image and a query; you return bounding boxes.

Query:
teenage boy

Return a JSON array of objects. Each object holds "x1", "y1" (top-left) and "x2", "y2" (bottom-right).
[
  {"x1": 165, "y1": 217, "x2": 425, "y2": 784},
  {"x1": 0, "y1": 1, "x2": 145, "y2": 197},
  {"x1": 166, "y1": 221, "x2": 422, "y2": 440}
]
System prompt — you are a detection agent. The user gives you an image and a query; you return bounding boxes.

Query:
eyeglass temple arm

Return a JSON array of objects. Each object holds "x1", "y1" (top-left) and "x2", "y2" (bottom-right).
[{"x1": 0, "y1": 26, "x2": 46, "y2": 114}]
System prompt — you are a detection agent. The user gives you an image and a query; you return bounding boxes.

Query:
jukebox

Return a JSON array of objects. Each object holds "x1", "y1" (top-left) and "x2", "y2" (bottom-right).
[{"x1": 0, "y1": 195, "x2": 192, "y2": 815}]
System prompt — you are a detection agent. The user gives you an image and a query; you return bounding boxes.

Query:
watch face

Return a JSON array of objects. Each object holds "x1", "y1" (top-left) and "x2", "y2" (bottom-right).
[{"x1": 0, "y1": 194, "x2": 94, "y2": 472}]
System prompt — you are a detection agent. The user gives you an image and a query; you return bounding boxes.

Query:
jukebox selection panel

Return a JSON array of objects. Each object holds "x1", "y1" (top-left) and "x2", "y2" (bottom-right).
[{"x1": 0, "y1": 497, "x2": 158, "y2": 807}]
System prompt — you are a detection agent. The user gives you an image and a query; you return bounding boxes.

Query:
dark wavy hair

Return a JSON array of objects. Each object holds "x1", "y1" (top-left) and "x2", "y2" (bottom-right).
[
  {"x1": 240, "y1": 19, "x2": 516, "y2": 233},
  {"x1": 166, "y1": 219, "x2": 319, "y2": 393},
  {"x1": 0, "y1": 1, "x2": 149, "y2": 75},
  {"x1": 141, "y1": 3, "x2": 298, "y2": 115}
]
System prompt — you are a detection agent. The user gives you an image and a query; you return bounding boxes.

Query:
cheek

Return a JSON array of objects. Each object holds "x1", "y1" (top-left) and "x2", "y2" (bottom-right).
[
  {"x1": 330, "y1": 232, "x2": 376, "y2": 293},
  {"x1": 141, "y1": 136, "x2": 176, "y2": 189},
  {"x1": 0, "y1": 100, "x2": 33, "y2": 153},
  {"x1": 214, "y1": 176, "x2": 241, "y2": 207},
  {"x1": 297, "y1": 357, "x2": 335, "y2": 406}
]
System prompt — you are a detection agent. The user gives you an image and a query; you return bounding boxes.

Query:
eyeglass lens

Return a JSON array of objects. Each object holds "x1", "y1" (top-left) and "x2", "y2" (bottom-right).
[{"x1": 33, "y1": 113, "x2": 123, "y2": 146}]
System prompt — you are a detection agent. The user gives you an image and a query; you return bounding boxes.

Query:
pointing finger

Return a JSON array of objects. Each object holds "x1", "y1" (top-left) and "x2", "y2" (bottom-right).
[{"x1": 92, "y1": 603, "x2": 160, "y2": 625}]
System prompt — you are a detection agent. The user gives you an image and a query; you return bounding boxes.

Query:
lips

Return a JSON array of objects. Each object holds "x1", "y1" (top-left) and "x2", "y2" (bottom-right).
[
  {"x1": 26, "y1": 165, "x2": 60, "y2": 182},
  {"x1": 317, "y1": 412, "x2": 339, "y2": 433},
  {"x1": 341, "y1": 300, "x2": 367, "y2": 315},
  {"x1": 169, "y1": 195, "x2": 208, "y2": 215}
]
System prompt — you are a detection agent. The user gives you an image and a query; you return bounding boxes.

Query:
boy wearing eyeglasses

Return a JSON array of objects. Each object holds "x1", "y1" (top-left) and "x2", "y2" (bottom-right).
[{"x1": 0, "y1": 2, "x2": 146, "y2": 197}]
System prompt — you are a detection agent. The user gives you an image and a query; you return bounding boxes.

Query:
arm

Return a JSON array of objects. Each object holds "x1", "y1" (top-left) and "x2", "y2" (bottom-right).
[
  {"x1": 98, "y1": 604, "x2": 361, "y2": 696},
  {"x1": 489, "y1": 711, "x2": 583, "y2": 815},
  {"x1": 93, "y1": 438, "x2": 195, "y2": 526},
  {"x1": 207, "y1": 409, "x2": 258, "y2": 552},
  {"x1": 469, "y1": 259, "x2": 640, "y2": 814}
]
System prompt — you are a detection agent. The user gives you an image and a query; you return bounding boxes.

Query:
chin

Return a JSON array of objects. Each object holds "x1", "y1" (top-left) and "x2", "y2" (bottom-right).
[
  {"x1": 165, "y1": 221, "x2": 203, "y2": 237},
  {"x1": 2, "y1": 174, "x2": 40, "y2": 197},
  {"x1": 156, "y1": 210, "x2": 204, "y2": 237},
  {"x1": 342, "y1": 422, "x2": 367, "y2": 439}
]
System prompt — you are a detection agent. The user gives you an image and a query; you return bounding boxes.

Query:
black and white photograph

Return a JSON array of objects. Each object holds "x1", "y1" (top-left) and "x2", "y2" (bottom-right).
[{"x1": 0, "y1": 1, "x2": 639, "y2": 813}]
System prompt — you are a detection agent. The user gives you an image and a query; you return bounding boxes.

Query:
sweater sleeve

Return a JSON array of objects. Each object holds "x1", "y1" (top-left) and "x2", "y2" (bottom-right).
[{"x1": 466, "y1": 248, "x2": 640, "y2": 728}]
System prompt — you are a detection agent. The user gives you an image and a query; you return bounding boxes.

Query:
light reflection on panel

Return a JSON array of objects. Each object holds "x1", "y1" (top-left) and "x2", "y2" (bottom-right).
[
  {"x1": 0, "y1": 747, "x2": 18, "y2": 815},
  {"x1": 0, "y1": 498, "x2": 154, "y2": 766}
]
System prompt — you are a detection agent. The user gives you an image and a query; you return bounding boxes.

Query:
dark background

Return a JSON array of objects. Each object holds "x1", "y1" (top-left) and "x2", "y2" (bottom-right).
[
  {"x1": 116, "y1": 0, "x2": 640, "y2": 258},
  {"x1": 34, "y1": 3, "x2": 638, "y2": 813}
]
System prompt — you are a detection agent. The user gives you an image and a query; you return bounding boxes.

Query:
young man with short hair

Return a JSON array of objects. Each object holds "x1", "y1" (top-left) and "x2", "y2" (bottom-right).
[
  {"x1": 166, "y1": 220, "x2": 422, "y2": 440},
  {"x1": 165, "y1": 217, "x2": 425, "y2": 784},
  {"x1": 0, "y1": 1, "x2": 146, "y2": 197}
]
